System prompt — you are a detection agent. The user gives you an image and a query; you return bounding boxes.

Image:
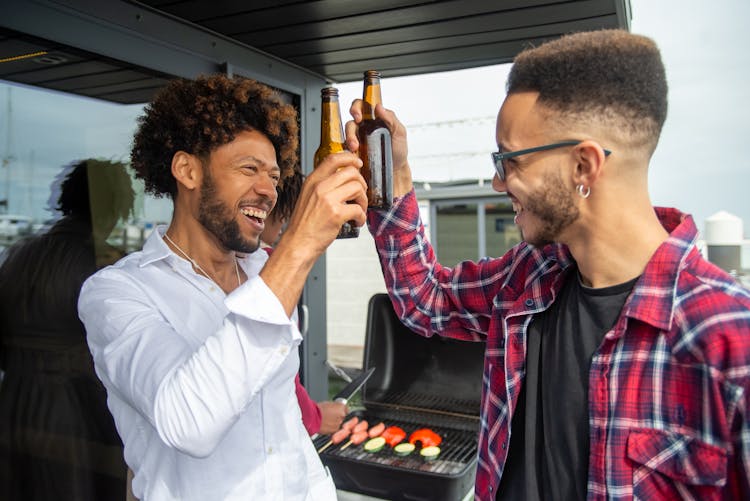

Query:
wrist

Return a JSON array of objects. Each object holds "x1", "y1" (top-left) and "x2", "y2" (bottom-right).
[
  {"x1": 394, "y1": 162, "x2": 413, "y2": 198},
  {"x1": 259, "y1": 237, "x2": 317, "y2": 316}
]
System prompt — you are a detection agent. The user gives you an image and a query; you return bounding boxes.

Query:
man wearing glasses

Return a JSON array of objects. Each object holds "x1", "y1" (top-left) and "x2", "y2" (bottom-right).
[{"x1": 347, "y1": 30, "x2": 750, "y2": 500}]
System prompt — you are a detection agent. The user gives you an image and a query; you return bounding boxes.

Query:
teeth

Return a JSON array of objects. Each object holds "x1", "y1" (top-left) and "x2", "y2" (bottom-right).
[
  {"x1": 511, "y1": 202, "x2": 521, "y2": 214},
  {"x1": 240, "y1": 207, "x2": 268, "y2": 219}
]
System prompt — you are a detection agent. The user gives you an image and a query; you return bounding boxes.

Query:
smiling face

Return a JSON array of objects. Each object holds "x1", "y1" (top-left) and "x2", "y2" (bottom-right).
[
  {"x1": 197, "y1": 129, "x2": 280, "y2": 254},
  {"x1": 492, "y1": 92, "x2": 579, "y2": 247}
]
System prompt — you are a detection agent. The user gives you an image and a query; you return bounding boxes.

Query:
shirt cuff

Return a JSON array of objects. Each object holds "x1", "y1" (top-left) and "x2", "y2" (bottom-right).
[
  {"x1": 225, "y1": 275, "x2": 296, "y2": 329},
  {"x1": 366, "y1": 188, "x2": 420, "y2": 238}
]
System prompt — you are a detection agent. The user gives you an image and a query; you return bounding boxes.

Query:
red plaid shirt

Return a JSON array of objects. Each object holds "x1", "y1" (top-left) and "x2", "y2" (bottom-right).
[{"x1": 367, "y1": 190, "x2": 750, "y2": 500}]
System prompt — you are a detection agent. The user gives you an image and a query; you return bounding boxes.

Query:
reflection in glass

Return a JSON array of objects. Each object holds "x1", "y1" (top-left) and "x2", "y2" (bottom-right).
[{"x1": 0, "y1": 159, "x2": 134, "y2": 501}]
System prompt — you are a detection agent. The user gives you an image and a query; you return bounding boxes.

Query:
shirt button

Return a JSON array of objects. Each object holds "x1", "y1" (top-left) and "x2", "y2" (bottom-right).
[
  {"x1": 279, "y1": 346, "x2": 288, "y2": 355},
  {"x1": 489, "y1": 486, "x2": 493, "y2": 492},
  {"x1": 268, "y1": 447, "x2": 273, "y2": 454},
  {"x1": 501, "y1": 441, "x2": 506, "y2": 449},
  {"x1": 209, "y1": 286, "x2": 216, "y2": 292},
  {"x1": 524, "y1": 299, "x2": 534, "y2": 307}
]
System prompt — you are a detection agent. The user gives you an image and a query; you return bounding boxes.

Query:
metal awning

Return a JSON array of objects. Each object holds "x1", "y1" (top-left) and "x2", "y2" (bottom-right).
[{"x1": 1, "y1": 0, "x2": 631, "y2": 104}]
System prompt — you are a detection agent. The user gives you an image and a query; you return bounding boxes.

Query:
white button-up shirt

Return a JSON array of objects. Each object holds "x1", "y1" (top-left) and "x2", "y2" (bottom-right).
[{"x1": 78, "y1": 226, "x2": 336, "y2": 500}]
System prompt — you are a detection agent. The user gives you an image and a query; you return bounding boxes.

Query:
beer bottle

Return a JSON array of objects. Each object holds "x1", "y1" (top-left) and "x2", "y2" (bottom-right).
[
  {"x1": 357, "y1": 70, "x2": 393, "y2": 209},
  {"x1": 314, "y1": 86, "x2": 359, "y2": 239}
]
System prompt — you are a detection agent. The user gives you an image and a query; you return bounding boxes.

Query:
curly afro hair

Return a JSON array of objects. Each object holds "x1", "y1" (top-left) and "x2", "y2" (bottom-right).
[
  {"x1": 131, "y1": 74, "x2": 300, "y2": 199},
  {"x1": 507, "y1": 29, "x2": 668, "y2": 151}
]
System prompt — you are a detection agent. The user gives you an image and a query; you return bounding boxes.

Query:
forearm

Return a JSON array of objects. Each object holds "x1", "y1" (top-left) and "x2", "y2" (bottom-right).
[
  {"x1": 259, "y1": 238, "x2": 317, "y2": 317},
  {"x1": 393, "y1": 161, "x2": 414, "y2": 198},
  {"x1": 368, "y1": 190, "x2": 493, "y2": 341}
]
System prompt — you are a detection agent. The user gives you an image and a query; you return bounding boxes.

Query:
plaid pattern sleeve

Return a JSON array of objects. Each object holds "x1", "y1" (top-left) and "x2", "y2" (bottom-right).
[
  {"x1": 368, "y1": 194, "x2": 750, "y2": 500},
  {"x1": 367, "y1": 189, "x2": 516, "y2": 342}
]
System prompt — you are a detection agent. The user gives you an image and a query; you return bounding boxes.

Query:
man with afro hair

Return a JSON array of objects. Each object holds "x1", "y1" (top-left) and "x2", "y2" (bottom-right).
[
  {"x1": 78, "y1": 74, "x2": 367, "y2": 500},
  {"x1": 349, "y1": 29, "x2": 750, "y2": 500}
]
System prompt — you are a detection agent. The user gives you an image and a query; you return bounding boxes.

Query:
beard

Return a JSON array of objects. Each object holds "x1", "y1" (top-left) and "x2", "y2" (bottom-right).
[
  {"x1": 521, "y1": 170, "x2": 579, "y2": 247},
  {"x1": 198, "y1": 171, "x2": 261, "y2": 254}
]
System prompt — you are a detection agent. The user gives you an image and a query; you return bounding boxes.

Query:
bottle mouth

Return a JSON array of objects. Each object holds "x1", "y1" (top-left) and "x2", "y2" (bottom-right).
[{"x1": 321, "y1": 87, "x2": 339, "y2": 97}]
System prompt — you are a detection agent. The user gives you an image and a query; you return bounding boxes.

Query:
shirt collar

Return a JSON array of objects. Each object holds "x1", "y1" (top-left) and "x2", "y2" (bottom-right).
[
  {"x1": 622, "y1": 207, "x2": 699, "y2": 331},
  {"x1": 137, "y1": 224, "x2": 268, "y2": 275},
  {"x1": 139, "y1": 224, "x2": 173, "y2": 267}
]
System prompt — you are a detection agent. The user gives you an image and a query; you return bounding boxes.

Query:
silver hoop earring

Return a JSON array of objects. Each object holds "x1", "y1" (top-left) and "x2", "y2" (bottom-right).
[{"x1": 577, "y1": 184, "x2": 591, "y2": 199}]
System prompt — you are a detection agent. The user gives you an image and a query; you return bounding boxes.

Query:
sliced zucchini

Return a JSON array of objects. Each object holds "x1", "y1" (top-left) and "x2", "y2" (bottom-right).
[
  {"x1": 420, "y1": 445, "x2": 441, "y2": 461},
  {"x1": 393, "y1": 442, "x2": 415, "y2": 456},
  {"x1": 363, "y1": 436, "x2": 386, "y2": 453}
]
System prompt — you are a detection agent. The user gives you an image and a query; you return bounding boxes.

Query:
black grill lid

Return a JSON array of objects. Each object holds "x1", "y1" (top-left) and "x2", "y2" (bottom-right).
[{"x1": 362, "y1": 294, "x2": 486, "y2": 417}]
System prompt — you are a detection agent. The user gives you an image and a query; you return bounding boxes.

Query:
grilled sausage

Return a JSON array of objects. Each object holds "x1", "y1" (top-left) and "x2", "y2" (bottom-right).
[
  {"x1": 349, "y1": 430, "x2": 369, "y2": 445},
  {"x1": 331, "y1": 428, "x2": 351, "y2": 444},
  {"x1": 353, "y1": 420, "x2": 369, "y2": 433},
  {"x1": 341, "y1": 416, "x2": 359, "y2": 431},
  {"x1": 367, "y1": 422, "x2": 386, "y2": 438}
]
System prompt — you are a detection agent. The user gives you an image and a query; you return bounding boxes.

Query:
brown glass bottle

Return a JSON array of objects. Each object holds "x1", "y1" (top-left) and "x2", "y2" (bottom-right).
[
  {"x1": 356, "y1": 70, "x2": 393, "y2": 209},
  {"x1": 314, "y1": 86, "x2": 359, "y2": 239}
]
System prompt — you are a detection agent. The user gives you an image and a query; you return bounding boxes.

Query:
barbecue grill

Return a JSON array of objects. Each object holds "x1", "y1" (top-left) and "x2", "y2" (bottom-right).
[{"x1": 316, "y1": 294, "x2": 485, "y2": 501}]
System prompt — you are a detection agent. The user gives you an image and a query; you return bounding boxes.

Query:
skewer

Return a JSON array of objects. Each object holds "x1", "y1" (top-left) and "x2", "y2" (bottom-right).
[
  {"x1": 340, "y1": 430, "x2": 369, "y2": 450},
  {"x1": 317, "y1": 440, "x2": 334, "y2": 454},
  {"x1": 317, "y1": 426, "x2": 352, "y2": 453}
]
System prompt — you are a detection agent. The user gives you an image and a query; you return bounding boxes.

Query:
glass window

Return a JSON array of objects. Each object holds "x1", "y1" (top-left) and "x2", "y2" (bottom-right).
[
  {"x1": 484, "y1": 200, "x2": 521, "y2": 258},
  {"x1": 0, "y1": 80, "x2": 156, "y2": 500},
  {"x1": 435, "y1": 203, "x2": 479, "y2": 267}
]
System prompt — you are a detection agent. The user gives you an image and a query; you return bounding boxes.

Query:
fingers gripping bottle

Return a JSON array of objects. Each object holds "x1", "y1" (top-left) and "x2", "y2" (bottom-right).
[
  {"x1": 356, "y1": 70, "x2": 393, "y2": 209},
  {"x1": 314, "y1": 86, "x2": 359, "y2": 239}
]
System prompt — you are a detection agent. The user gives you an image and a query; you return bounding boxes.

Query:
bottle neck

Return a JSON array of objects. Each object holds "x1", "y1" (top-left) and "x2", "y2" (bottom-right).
[
  {"x1": 362, "y1": 80, "x2": 383, "y2": 120},
  {"x1": 320, "y1": 97, "x2": 345, "y2": 144}
]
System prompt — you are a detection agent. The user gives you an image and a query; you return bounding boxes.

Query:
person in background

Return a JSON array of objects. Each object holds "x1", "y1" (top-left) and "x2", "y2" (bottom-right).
[
  {"x1": 0, "y1": 159, "x2": 134, "y2": 501},
  {"x1": 347, "y1": 29, "x2": 750, "y2": 500},
  {"x1": 78, "y1": 74, "x2": 366, "y2": 500},
  {"x1": 260, "y1": 172, "x2": 349, "y2": 436}
]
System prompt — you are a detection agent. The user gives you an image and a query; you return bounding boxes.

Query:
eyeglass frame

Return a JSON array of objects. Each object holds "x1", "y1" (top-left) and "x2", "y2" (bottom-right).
[{"x1": 491, "y1": 140, "x2": 612, "y2": 181}]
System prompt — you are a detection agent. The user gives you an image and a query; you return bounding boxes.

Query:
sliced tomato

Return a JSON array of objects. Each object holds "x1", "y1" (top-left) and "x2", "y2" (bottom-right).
[
  {"x1": 408, "y1": 428, "x2": 442, "y2": 448},
  {"x1": 381, "y1": 426, "x2": 407, "y2": 447}
]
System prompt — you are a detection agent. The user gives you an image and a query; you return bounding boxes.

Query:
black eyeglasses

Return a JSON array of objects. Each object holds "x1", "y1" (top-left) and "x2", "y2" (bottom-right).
[{"x1": 491, "y1": 140, "x2": 612, "y2": 181}]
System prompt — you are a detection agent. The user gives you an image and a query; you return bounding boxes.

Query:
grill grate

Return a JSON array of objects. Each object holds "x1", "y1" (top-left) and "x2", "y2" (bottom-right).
[
  {"x1": 316, "y1": 413, "x2": 479, "y2": 475},
  {"x1": 365, "y1": 390, "x2": 481, "y2": 418}
]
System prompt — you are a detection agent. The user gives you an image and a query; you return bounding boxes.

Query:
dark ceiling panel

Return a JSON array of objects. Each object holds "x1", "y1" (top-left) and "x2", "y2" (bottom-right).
[
  {"x1": 264, "y1": 3, "x2": 614, "y2": 59},
  {"x1": 0, "y1": 28, "x2": 178, "y2": 104},
  {"x1": 0, "y1": 37, "x2": 46, "y2": 61},
  {"x1": 195, "y1": 0, "x2": 466, "y2": 36},
  {"x1": 79, "y1": 77, "x2": 170, "y2": 99},
  {"x1": 93, "y1": 85, "x2": 168, "y2": 103},
  {"x1": 46, "y1": 69, "x2": 164, "y2": 92},
  {"x1": 137, "y1": 0, "x2": 627, "y2": 82},
  {"x1": 1, "y1": 0, "x2": 629, "y2": 102},
  {"x1": 286, "y1": 16, "x2": 610, "y2": 68},
  {"x1": 4, "y1": 60, "x2": 118, "y2": 85},
  {"x1": 147, "y1": 0, "x2": 306, "y2": 21}
]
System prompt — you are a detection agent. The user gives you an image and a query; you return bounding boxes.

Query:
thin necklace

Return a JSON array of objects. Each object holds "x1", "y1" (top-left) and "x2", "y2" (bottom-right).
[{"x1": 164, "y1": 232, "x2": 241, "y2": 289}]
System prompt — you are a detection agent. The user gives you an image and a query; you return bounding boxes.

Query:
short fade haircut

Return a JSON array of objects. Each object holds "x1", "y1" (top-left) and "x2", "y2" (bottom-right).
[
  {"x1": 131, "y1": 74, "x2": 300, "y2": 199},
  {"x1": 507, "y1": 29, "x2": 668, "y2": 152}
]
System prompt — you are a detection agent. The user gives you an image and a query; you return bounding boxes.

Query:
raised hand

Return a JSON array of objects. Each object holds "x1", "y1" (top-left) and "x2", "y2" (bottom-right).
[
  {"x1": 260, "y1": 151, "x2": 366, "y2": 316},
  {"x1": 346, "y1": 101, "x2": 413, "y2": 198}
]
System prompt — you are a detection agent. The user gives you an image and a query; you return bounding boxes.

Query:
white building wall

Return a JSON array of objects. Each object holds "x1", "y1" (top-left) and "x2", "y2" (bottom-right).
[{"x1": 325, "y1": 225, "x2": 387, "y2": 367}]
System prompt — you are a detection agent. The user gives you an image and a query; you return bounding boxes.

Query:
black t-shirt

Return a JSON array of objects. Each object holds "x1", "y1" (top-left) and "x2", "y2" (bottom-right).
[{"x1": 496, "y1": 269, "x2": 638, "y2": 500}]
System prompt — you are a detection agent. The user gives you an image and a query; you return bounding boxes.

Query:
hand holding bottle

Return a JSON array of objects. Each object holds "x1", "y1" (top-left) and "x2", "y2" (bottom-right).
[
  {"x1": 260, "y1": 151, "x2": 365, "y2": 316},
  {"x1": 283, "y1": 151, "x2": 366, "y2": 253},
  {"x1": 346, "y1": 91, "x2": 413, "y2": 200},
  {"x1": 315, "y1": 87, "x2": 361, "y2": 238}
]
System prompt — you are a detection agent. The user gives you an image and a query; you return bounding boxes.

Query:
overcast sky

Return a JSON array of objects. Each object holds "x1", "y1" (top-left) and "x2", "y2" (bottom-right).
[
  {"x1": 336, "y1": 0, "x2": 750, "y2": 236},
  {"x1": 1, "y1": 0, "x2": 748, "y2": 238}
]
